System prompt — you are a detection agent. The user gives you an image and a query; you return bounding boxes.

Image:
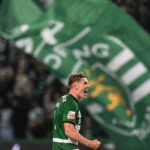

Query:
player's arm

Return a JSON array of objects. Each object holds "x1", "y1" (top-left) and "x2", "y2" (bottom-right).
[{"x1": 64, "y1": 122, "x2": 101, "y2": 150}]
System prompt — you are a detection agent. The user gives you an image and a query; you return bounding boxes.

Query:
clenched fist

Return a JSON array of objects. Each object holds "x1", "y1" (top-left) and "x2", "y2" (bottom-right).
[{"x1": 89, "y1": 139, "x2": 101, "y2": 150}]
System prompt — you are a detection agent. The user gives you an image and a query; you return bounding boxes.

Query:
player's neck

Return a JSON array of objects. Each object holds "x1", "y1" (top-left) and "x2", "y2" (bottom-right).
[{"x1": 68, "y1": 90, "x2": 79, "y2": 101}]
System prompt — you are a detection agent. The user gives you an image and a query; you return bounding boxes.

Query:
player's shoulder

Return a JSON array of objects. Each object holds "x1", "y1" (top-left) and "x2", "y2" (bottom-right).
[
  {"x1": 61, "y1": 94, "x2": 72, "y2": 102},
  {"x1": 58, "y1": 94, "x2": 68, "y2": 103},
  {"x1": 58, "y1": 94, "x2": 78, "y2": 106},
  {"x1": 60, "y1": 94, "x2": 77, "y2": 104}
]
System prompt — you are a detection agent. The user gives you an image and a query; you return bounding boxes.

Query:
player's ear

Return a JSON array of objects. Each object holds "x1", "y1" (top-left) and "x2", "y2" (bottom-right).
[{"x1": 73, "y1": 82, "x2": 78, "y2": 90}]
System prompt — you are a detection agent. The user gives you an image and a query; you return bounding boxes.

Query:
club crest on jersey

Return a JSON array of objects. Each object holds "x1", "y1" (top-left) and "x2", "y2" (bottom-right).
[{"x1": 67, "y1": 111, "x2": 75, "y2": 119}]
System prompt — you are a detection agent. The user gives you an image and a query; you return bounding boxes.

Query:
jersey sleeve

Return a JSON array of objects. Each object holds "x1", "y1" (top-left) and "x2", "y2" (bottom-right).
[{"x1": 63, "y1": 100, "x2": 78, "y2": 125}]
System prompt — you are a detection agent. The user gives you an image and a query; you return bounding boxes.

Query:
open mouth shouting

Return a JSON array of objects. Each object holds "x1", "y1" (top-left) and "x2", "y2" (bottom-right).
[{"x1": 84, "y1": 89, "x2": 88, "y2": 96}]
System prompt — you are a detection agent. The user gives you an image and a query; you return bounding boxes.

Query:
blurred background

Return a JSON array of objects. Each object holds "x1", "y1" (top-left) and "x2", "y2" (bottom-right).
[{"x1": 0, "y1": 0, "x2": 150, "y2": 150}]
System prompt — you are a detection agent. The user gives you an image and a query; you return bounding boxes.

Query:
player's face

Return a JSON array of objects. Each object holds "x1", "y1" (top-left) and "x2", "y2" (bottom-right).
[{"x1": 77, "y1": 77, "x2": 90, "y2": 99}]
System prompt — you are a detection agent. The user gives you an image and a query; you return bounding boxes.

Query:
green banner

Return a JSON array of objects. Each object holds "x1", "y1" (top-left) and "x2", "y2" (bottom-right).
[{"x1": 1, "y1": 0, "x2": 150, "y2": 149}]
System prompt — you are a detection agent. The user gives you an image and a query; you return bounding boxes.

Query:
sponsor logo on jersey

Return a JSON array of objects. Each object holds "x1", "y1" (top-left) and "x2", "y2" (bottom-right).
[{"x1": 67, "y1": 111, "x2": 75, "y2": 119}]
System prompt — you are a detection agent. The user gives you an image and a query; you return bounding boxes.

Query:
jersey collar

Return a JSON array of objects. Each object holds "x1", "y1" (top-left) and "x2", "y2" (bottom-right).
[{"x1": 68, "y1": 94, "x2": 78, "y2": 103}]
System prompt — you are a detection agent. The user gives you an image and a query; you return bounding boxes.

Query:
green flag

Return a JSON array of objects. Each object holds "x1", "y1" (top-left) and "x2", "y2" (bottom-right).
[{"x1": 1, "y1": 0, "x2": 150, "y2": 149}]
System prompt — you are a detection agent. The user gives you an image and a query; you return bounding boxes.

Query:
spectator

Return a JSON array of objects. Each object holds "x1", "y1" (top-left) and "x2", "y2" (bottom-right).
[
  {"x1": 27, "y1": 100, "x2": 47, "y2": 138},
  {"x1": 14, "y1": 67, "x2": 31, "y2": 97},
  {"x1": 11, "y1": 95, "x2": 29, "y2": 138},
  {"x1": 0, "y1": 96, "x2": 14, "y2": 139}
]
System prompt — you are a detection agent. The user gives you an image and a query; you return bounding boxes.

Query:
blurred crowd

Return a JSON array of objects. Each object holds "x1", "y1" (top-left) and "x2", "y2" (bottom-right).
[
  {"x1": 110, "y1": 0, "x2": 150, "y2": 33},
  {"x1": 0, "y1": 40, "x2": 69, "y2": 139}
]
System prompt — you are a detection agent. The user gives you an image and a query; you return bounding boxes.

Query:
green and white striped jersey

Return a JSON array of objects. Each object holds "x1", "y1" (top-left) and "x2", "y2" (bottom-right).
[{"x1": 52, "y1": 94, "x2": 81, "y2": 145}]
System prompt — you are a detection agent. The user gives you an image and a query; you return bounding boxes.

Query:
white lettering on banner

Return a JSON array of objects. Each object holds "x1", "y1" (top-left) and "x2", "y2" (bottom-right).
[
  {"x1": 106, "y1": 48, "x2": 134, "y2": 72},
  {"x1": 44, "y1": 54, "x2": 61, "y2": 69},
  {"x1": 15, "y1": 21, "x2": 91, "y2": 72},
  {"x1": 132, "y1": 79, "x2": 150, "y2": 103},
  {"x1": 121, "y1": 62, "x2": 147, "y2": 86},
  {"x1": 73, "y1": 43, "x2": 109, "y2": 60},
  {"x1": 33, "y1": 41, "x2": 45, "y2": 57},
  {"x1": 15, "y1": 37, "x2": 33, "y2": 54},
  {"x1": 34, "y1": 20, "x2": 64, "y2": 57},
  {"x1": 20, "y1": 24, "x2": 29, "y2": 33},
  {"x1": 41, "y1": 20, "x2": 64, "y2": 45},
  {"x1": 12, "y1": 24, "x2": 30, "y2": 38},
  {"x1": 92, "y1": 43, "x2": 109, "y2": 58},
  {"x1": 73, "y1": 45, "x2": 90, "y2": 60},
  {"x1": 53, "y1": 27, "x2": 91, "y2": 58}
]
